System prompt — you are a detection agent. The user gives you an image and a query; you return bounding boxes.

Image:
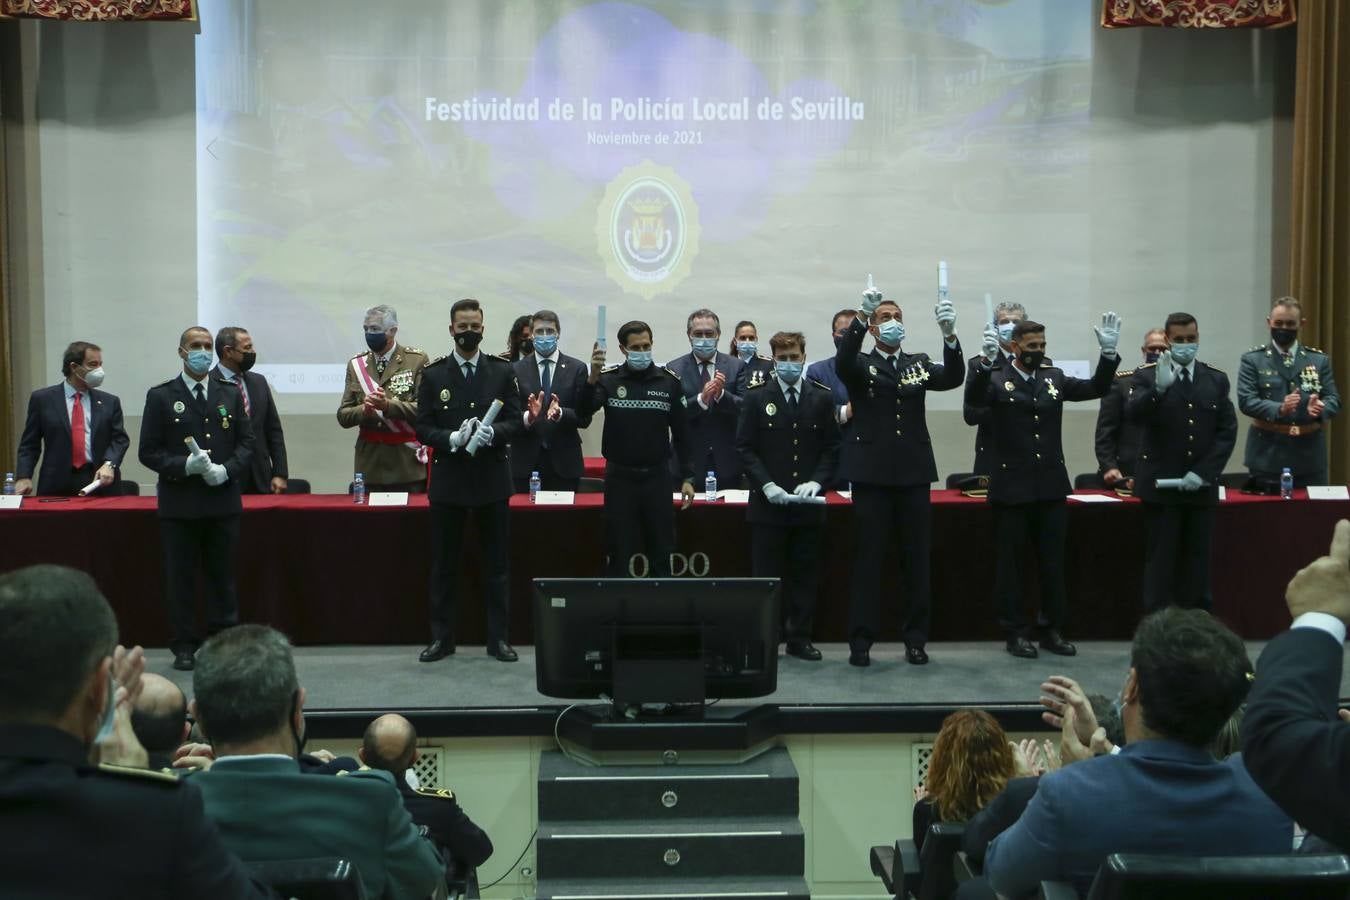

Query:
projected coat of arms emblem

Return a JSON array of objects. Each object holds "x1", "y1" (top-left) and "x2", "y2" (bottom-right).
[{"x1": 596, "y1": 161, "x2": 700, "y2": 299}]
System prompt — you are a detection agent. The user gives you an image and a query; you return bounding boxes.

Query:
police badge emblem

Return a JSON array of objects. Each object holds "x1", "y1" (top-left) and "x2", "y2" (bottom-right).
[
  {"x1": 765, "y1": 402, "x2": 777, "y2": 417},
  {"x1": 596, "y1": 161, "x2": 701, "y2": 300},
  {"x1": 173, "y1": 401, "x2": 185, "y2": 413},
  {"x1": 1004, "y1": 381, "x2": 1015, "y2": 392},
  {"x1": 617, "y1": 385, "x2": 628, "y2": 399},
  {"x1": 439, "y1": 388, "x2": 450, "y2": 402},
  {"x1": 869, "y1": 365, "x2": 878, "y2": 377}
]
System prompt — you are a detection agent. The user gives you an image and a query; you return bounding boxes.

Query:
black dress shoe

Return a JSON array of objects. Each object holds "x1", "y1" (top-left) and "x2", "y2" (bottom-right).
[
  {"x1": 905, "y1": 645, "x2": 930, "y2": 666},
  {"x1": 786, "y1": 641, "x2": 822, "y2": 661},
  {"x1": 489, "y1": 641, "x2": 518, "y2": 662},
  {"x1": 1040, "y1": 630, "x2": 1077, "y2": 657},
  {"x1": 172, "y1": 651, "x2": 195, "y2": 671},
  {"x1": 848, "y1": 646, "x2": 871, "y2": 667},
  {"x1": 1006, "y1": 636, "x2": 1039, "y2": 659},
  {"x1": 419, "y1": 640, "x2": 454, "y2": 663}
]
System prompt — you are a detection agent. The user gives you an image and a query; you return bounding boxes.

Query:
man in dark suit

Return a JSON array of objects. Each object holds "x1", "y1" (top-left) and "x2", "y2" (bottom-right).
[
  {"x1": 1127, "y1": 312, "x2": 1237, "y2": 612},
  {"x1": 15, "y1": 340, "x2": 130, "y2": 497},
  {"x1": 511, "y1": 310, "x2": 593, "y2": 493},
  {"x1": 0, "y1": 565, "x2": 271, "y2": 899},
  {"x1": 964, "y1": 301, "x2": 1025, "y2": 478},
  {"x1": 667, "y1": 308, "x2": 747, "y2": 487},
  {"x1": 1242, "y1": 518, "x2": 1350, "y2": 852},
  {"x1": 1094, "y1": 327, "x2": 1168, "y2": 490},
  {"x1": 982, "y1": 608, "x2": 1292, "y2": 898},
  {"x1": 836, "y1": 284, "x2": 964, "y2": 667},
  {"x1": 805, "y1": 309, "x2": 856, "y2": 490},
  {"x1": 736, "y1": 331, "x2": 841, "y2": 661},
  {"x1": 139, "y1": 327, "x2": 255, "y2": 672},
  {"x1": 966, "y1": 315, "x2": 1120, "y2": 658},
  {"x1": 416, "y1": 298, "x2": 524, "y2": 663},
  {"x1": 211, "y1": 327, "x2": 288, "y2": 494}
]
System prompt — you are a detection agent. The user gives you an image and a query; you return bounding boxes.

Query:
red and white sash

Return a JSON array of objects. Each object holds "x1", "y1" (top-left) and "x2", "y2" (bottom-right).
[{"x1": 351, "y1": 355, "x2": 429, "y2": 464}]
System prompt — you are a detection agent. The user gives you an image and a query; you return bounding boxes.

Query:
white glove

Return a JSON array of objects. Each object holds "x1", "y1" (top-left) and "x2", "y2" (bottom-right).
[
  {"x1": 448, "y1": 418, "x2": 476, "y2": 451},
  {"x1": 763, "y1": 482, "x2": 791, "y2": 506},
  {"x1": 202, "y1": 463, "x2": 228, "y2": 487},
  {"x1": 1094, "y1": 311, "x2": 1122, "y2": 357},
  {"x1": 792, "y1": 481, "x2": 821, "y2": 498},
  {"x1": 475, "y1": 423, "x2": 495, "y2": 448},
  {"x1": 860, "y1": 287, "x2": 882, "y2": 317},
  {"x1": 1153, "y1": 350, "x2": 1175, "y2": 394},
  {"x1": 981, "y1": 324, "x2": 1000, "y2": 365},
  {"x1": 1178, "y1": 471, "x2": 1205, "y2": 492},
  {"x1": 935, "y1": 299, "x2": 957, "y2": 338},
  {"x1": 184, "y1": 450, "x2": 211, "y2": 476}
]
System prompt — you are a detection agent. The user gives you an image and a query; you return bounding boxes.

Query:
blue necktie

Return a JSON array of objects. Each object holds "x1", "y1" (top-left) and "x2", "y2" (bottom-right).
[{"x1": 463, "y1": 362, "x2": 474, "y2": 387}]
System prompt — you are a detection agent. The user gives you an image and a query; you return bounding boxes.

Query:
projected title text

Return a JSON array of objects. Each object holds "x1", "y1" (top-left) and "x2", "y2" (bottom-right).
[{"x1": 423, "y1": 95, "x2": 864, "y2": 123}]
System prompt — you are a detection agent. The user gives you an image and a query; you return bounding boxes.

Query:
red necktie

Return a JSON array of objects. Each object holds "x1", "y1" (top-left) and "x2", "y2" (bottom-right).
[
  {"x1": 240, "y1": 381, "x2": 252, "y2": 416},
  {"x1": 71, "y1": 392, "x2": 87, "y2": 469}
]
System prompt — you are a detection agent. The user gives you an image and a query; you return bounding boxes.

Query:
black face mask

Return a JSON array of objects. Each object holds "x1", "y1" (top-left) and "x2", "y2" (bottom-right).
[
  {"x1": 833, "y1": 334, "x2": 846, "y2": 350},
  {"x1": 1019, "y1": 350, "x2": 1045, "y2": 370},
  {"x1": 1271, "y1": 327, "x2": 1298, "y2": 348},
  {"x1": 521, "y1": 338, "x2": 534, "y2": 356},
  {"x1": 454, "y1": 330, "x2": 483, "y2": 353},
  {"x1": 236, "y1": 351, "x2": 257, "y2": 372}
]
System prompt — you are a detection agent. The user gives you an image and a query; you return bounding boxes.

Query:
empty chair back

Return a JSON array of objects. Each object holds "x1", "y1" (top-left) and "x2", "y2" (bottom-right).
[
  {"x1": 916, "y1": 822, "x2": 967, "y2": 900},
  {"x1": 1087, "y1": 852, "x2": 1350, "y2": 900}
]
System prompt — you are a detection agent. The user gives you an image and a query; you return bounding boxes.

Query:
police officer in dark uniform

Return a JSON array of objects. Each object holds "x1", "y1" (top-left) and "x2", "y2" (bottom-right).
[
  {"x1": 965, "y1": 301, "x2": 1026, "y2": 477},
  {"x1": 735, "y1": 331, "x2": 841, "y2": 661},
  {"x1": 580, "y1": 320, "x2": 696, "y2": 578},
  {"x1": 1128, "y1": 312, "x2": 1237, "y2": 612},
  {"x1": 966, "y1": 315, "x2": 1121, "y2": 658},
  {"x1": 416, "y1": 299, "x2": 524, "y2": 663},
  {"x1": 0, "y1": 564, "x2": 270, "y2": 899},
  {"x1": 731, "y1": 320, "x2": 776, "y2": 390},
  {"x1": 837, "y1": 284, "x2": 964, "y2": 667},
  {"x1": 1094, "y1": 328, "x2": 1168, "y2": 491},
  {"x1": 138, "y1": 326, "x2": 255, "y2": 672}
]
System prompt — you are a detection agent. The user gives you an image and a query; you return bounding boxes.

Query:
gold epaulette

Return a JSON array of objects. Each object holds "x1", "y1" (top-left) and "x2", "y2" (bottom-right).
[
  {"x1": 1247, "y1": 345, "x2": 1268, "y2": 353},
  {"x1": 402, "y1": 346, "x2": 424, "y2": 355},
  {"x1": 1138, "y1": 362, "x2": 1157, "y2": 369},
  {"x1": 1115, "y1": 368, "x2": 1136, "y2": 379},
  {"x1": 98, "y1": 763, "x2": 181, "y2": 784},
  {"x1": 601, "y1": 363, "x2": 623, "y2": 373},
  {"x1": 1305, "y1": 346, "x2": 1325, "y2": 355},
  {"x1": 747, "y1": 380, "x2": 767, "y2": 389},
  {"x1": 414, "y1": 787, "x2": 457, "y2": 800}
]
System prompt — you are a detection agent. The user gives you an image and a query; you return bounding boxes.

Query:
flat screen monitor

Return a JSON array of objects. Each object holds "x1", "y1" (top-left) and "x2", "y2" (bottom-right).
[{"x1": 532, "y1": 578, "x2": 781, "y2": 703}]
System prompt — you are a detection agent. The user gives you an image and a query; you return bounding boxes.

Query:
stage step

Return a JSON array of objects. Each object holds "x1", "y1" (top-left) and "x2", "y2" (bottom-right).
[
  {"x1": 535, "y1": 875, "x2": 811, "y2": 900},
  {"x1": 537, "y1": 818, "x2": 805, "y2": 880},
  {"x1": 538, "y1": 747, "x2": 799, "y2": 820}
]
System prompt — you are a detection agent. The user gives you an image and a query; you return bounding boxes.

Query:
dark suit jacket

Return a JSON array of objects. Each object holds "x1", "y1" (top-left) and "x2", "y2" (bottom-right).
[
  {"x1": 138, "y1": 375, "x2": 255, "y2": 519},
  {"x1": 735, "y1": 378, "x2": 840, "y2": 526},
  {"x1": 1243, "y1": 627, "x2": 1350, "y2": 852},
  {"x1": 0, "y1": 724, "x2": 271, "y2": 900},
  {"x1": 416, "y1": 354, "x2": 524, "y2": 506},
  {"x1": 667, "y1": 351, "x2": 747, "y2": 483},
  {"x1": 16, "y1": 383, "x2": 130, "y2": 495},
  {"x1": 961, "y1": 776, "x2": 1040, "y2": 864},
  {"x1": 804, "y1": 357, "x2": 849, "y2": 405},
  {"x1": 510, "y1": 352, "x2": 592, "y2": 481},
  {"x1": 835, "y1": 317, "x2": 964, "y2": 488},
  {"x1": 1126, "y1": 361, "x2": 1237, "y2": 505},
  {"x1": 210, "y1": 366, "x2": 288, "y2": 493},
  {"x1": 963, "y1": 354, "x2": 1011, "y2": 477},
  {"x1": 965, "y1": 354, "x2": 1117, "y2": 504},
  {"x1": 1094, "y1": 369, "x2": 1146, "y2": 478}
]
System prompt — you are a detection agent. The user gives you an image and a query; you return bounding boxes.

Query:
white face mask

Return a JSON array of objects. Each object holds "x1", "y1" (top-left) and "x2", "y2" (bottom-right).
[
  {"x1": 93, "y1": 674, "x2": 117, "y2": 744},
  {"x1": 82, "y1": 367, "x2": 106, "y2": 389}
]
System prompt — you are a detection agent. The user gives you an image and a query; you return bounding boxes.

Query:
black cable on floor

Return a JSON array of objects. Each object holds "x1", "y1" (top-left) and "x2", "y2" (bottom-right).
[{"x1": 478, "y1": 827, "x2": 539, "y2": 891}]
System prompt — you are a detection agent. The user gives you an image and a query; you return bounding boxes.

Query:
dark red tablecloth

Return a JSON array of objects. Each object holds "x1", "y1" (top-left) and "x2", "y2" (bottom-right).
[{"x1": 2, "y1": 489, "x2": 1345, "y2": 646}]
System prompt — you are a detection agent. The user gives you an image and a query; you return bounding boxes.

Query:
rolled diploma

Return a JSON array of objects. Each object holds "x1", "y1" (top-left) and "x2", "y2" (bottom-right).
[
  {"x1": 465, "y1": 398, "x2": 505, "y2": 456},
  {"x1": 985, "y1": 292, "x2": 995, "y2": 328},
  {"x1": 1155, "y1": 477, "x2": 1206, "y2": 489},
  {"x1": 596, "y1": 304, "x2": 607, "y2": 349},
  {"x1": 184, "y1": 437, "x2": 202, "y2": 455},
  {"x1": 937, "y1": 260, "x2": 949, "y2": 301}
]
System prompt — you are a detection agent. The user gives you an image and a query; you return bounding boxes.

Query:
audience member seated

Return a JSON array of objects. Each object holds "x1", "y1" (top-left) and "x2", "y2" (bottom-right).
[
  {"x1": 186, "y1": 624, "x2": 444, "y2": 900},
  {"x1": 132, "y1": 672, "x2": 190, "y2": 771},
  {"x1": 912, "y1": 709, "x2": 1018, "y2": 855},
  {"x1": 1243, "y1": 518, "x2": 1350, "y2": 852},
  {"x1": 979, "y1": 608, "x2": 1294, "y2": 898},
  {"x1": 0, "y1": 565, "x2": 271, "y2": 899},
  {"x1": 357, "y1": 714, "x2": 494, "y2": 873}
]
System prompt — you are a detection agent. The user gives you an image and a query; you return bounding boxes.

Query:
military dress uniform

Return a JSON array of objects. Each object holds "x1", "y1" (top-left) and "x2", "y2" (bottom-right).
[
  {"x1": 964, "y1": 352, "x2": 1013, "y2": 477},
  {"x1": 580, "y1": 362, "x2": 694, "y2": 577},
  {"x1": 1128, "y1": 359, "x2": 1237, "y2": 611},
  {"x1": 966, "y1": 354, "x2": 1118, "y2": 649},
  {"x1": 740, "y1": 354, "x2": 775, "y2": 390},
  {"x1": 138, "y1": 372, "x2": 254, "y2": 659},
  {"x1": 667, "y1": 350, "x2": 747, "y2": 487},
  {"x1": 1093, "y1": 367, "x2": 1147, "y2": 488},
  {"x1": 1237, "y1": 341, "x2": 1340, "y2": 486},
  {"x1": 0, "y1": 724, "x2": 271, "y2": 899},
  {"x1": 735, "y1": 376, "x2": 841, "y2": 651},
  {"x1": 415, "y1": 350, "x2": 523, "y2": 657},
  {"x1": 337, "y1": 343, "x2": 429, "y2": 491},
  {"x1": 835, "y1": 316, "x2": 964, "y2": 661}
]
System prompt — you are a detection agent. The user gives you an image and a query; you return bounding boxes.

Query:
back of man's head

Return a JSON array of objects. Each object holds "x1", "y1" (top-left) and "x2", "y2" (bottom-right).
[
  {"x1": 193, "y1": 625, "x2": 299, "y2": 748},
  {"x1": 131, "y1": 673, "x2": 188, "y2": 755},
  {"x1": 0, "y1": 565, "x2": 117, "y2": 726},
  {"x1": 361, "y1": 714, "x2": 418, "y2": 775},
  {"x1": 1130, "y1": 608, "x2": 1251, "y2": 747}
]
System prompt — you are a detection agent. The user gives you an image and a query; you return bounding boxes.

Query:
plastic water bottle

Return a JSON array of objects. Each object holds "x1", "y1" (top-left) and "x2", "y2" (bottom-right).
[
  {"x1": 705, "y1": 470, "x2": 718, "y2": 502},
  {"x1": 1280, "y1": 467, "x2": 1293, "y2": 500},
  {"x1": 529, "y1": 470, "x2": 541, "y2": 503},
  {"x1": 353, "y1": 472, "x2": 365, "y2": 505},
  {"x1": 2, "y1": 473, "x2": 14, "y2": 496}
]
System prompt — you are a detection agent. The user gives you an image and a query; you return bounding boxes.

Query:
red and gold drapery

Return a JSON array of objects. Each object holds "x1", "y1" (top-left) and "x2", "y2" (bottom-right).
[
  {"x1": 1102, "y1": 0, "x2": 1296, "y2": 28},
  {"x1": 0, "y1": 0, "x2": 194, "y2": 20}
]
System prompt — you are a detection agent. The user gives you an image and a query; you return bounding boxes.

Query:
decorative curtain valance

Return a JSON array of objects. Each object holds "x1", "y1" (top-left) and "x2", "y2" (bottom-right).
[
  {"x1": 1102, "y1": 0, "x2": 1296, "y2": 28},
  {"x1": 0, "y1": 0, "x2": 194, "y2": 20}
]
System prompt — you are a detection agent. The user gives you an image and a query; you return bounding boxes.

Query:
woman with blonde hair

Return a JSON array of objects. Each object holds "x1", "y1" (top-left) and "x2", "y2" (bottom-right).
[{"x1": 913, "y1": 709, "x2": 1020, "y2": 852}]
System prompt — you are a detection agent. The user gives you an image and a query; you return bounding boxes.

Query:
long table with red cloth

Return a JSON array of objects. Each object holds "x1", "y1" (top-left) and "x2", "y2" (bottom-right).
[{"x1": 1, "y1": 489, "x2": 1345, "y2": 646}]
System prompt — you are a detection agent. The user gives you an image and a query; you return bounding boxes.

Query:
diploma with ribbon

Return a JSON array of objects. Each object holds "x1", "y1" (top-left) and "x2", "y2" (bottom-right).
[
  {"x1": 465, "y1": 398, "x2": 504, "y2": 456},
  {"x1": 349, "y1": 356, "x2": 428, "y2": 464}
]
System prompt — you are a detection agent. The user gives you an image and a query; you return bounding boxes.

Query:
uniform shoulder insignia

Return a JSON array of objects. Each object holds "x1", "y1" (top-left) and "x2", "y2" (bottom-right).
[
  {"x1": 601, "y1": 363, "x2": 622, "y2": 373},
  {"x1": 809, "y1": 379, "x2": 831, "y2": 391},
  {"x1": 1205, "y1": 363, "x2": 1225, "y2": 375},
  {"x1": 662, "y1": 366, "x2": 681, "y2": 379},
  {"x1": 154, "y1": 377, "x2": 179, "y2": 388},
  {"x1": 1305, "y1": 346, "x2": 1324, "y2": 355},
  {"x1": 496, "y1": 351, "x2": 513, "y2": 361},
  {"x1": 1115, "y1": 368, "x2": 1136, "y2": 379},
  {"x1": 97, "y1": 763, "x2": 181, "y2": 785},
  {"x1": 755, "y1": 353, "x2": 773, "y2": 361},
  {"x1": 1038, "y1": 363, "x2": 1054, "y2": 369},
  {"x1": 1246, "y1": 345, "x2": 1267, "y2": 353},
  {"x1": 1138, "y1": 362, "x2": 1157, "y2": 369},
  {"x1": 747, "y1": 379, "x2": 767, "y2": 389},
  {"x1": 426, "y1": 354, "x2": 450, "y2": 366},
  {"x1": 414, "y1": 787, "x2": 457, "y2": 800},
  {"x1": 349, "y1": 351, "x2": 368, "y2": 361},
  {"x1": 401, "y1": 346, "x2": 425, "y2": 356}
]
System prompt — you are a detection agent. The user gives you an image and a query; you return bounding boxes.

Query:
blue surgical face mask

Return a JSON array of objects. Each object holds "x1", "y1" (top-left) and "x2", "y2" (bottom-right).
[
  {"x1": 533, "y1": 333, "x2": 558, "y2": 356},
  {"x1": 364, "y1": 331, "x2": 388, "y2": 353},
  {"x1": 736, "y1": 341, "x2": 757, "y2": 361},
  {"x1": 184, "y1": 349, "x2": 212, "y2": 375},
  {"x1": 626, "y1": 350, "x2": 653, "y2": 370},
  {"x1": 775, "y1": 361, "x2": 803, "y2": 384},
  {"x1": 997, "y1": 322, "x2": 1016, "y2": 343},
  {"x1": 1169, "y1": 342, "x2": 1198, "y2": 365},
  {"x1": 691, "y1": 337, "x2": 717, "y2": 359},
  {"x1": 877, "y1": 319, "x2": 905, "y2": 347}
]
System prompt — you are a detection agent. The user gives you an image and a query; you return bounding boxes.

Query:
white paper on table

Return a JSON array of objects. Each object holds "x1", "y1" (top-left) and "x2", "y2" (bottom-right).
[
  {"x1": 1218, "y1": 486, "x2": 1228, "y2": 501},
  {"x1": 1307, "y1": 485, "x2": 1350, "y2": 500},
  {"x1": 533, "y1": 490, "x2": 575, "y2": 505},
  {"x1": 0, "y1": 496, "x2": 23, "y2": 510},
  {"x1": 674, "y1": 493, "x2": 723, "y2": 502},
  {"x1": 78, "y1": 478, "x2": 103, "y2": 496},
  {"x1": 719, "y1": 489, "x2": 751, "y2": 504},
  {"x1": 1067, "y1": 493, "x2": 1123, "y2": 503},
  {"x1": 836, "y1": 490, "x2": 853, "y2": 501},
  {"x1": 367, "y1": 492, "x2": 409, "y2": 507}
]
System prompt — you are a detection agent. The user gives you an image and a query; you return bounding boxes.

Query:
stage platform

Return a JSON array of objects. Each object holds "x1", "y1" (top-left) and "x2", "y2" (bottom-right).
[{"x1": 146, "y1": 640, "x2": 1350, "y2": 741}]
